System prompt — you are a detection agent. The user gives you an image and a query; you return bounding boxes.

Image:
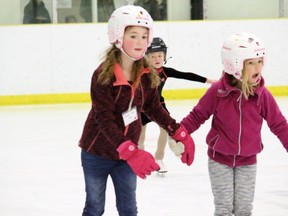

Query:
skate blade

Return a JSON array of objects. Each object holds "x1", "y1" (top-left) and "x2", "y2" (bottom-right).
[
  {"x1": 157, "y1": 170, "x2": 168, "y2": 173},
  {"x1": 156, "y1": 170, "x2": 167, "y2": 177}
]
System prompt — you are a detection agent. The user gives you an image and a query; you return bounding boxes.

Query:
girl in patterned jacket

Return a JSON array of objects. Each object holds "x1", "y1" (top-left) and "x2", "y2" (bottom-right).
[
  {"x1": 180, "y1": 32, "x2": 288, "y2": 215},
  {"x1": 139, "y1": 37, "x2": 216, "y2": 173},
  {"x1": 78, "y1": 5, "x2": 194, "y2": 216}
]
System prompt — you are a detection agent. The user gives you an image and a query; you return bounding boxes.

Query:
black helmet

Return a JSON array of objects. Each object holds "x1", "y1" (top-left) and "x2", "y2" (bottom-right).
[{"x1": 146, "y1": 37, "x2": 167, "y2": 55}]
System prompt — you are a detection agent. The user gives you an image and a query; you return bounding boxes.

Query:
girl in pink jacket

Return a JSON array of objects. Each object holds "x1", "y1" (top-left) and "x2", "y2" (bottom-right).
[{"x1": 181, "y1": 32, "x2": 288, "y2": 215}]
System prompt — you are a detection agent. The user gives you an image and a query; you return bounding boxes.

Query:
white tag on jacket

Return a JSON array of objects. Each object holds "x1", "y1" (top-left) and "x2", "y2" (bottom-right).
[{"x1": 122, "y1": 106, "x2": 138, "y2": 126}]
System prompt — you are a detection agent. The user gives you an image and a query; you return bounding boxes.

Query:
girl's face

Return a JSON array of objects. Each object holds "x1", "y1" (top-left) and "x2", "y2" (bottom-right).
[
  {"x1": 243, "y1": 57, "x2": 264, "y2": 85},
  {"x1": 122, "y1": 26, "x2": 149, "y2": 60},
  {"x1": 147, "y1": 51, "x2": 165, "y2": 69}
]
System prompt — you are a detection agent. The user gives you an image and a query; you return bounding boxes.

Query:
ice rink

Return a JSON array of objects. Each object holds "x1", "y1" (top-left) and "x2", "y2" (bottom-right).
[{"x1": 1, "y1": 98, "x2": 288, "y2": 216}]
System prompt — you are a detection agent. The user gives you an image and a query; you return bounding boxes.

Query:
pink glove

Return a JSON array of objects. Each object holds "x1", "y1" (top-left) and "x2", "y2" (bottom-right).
[
  {"x1": 117, "y1": 140, "x2": 160, "y2": 179},
  {"x1": 172, "y1": 125, "x2": 195, "y2": 166}
]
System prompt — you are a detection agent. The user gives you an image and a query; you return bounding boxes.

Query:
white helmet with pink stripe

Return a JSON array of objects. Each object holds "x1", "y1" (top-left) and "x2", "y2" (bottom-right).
[
  {"x1": 108, "y1": 5, "x2": 154, "y2": 49},
  {"x1": 221, "y1": 32, "x2": 266, "y2": 80}
]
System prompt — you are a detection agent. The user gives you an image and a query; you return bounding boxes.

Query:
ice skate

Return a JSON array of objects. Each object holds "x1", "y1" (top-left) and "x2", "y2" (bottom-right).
[{"x1": 156, "y1": 160, "x2": 168, "y2": 176}]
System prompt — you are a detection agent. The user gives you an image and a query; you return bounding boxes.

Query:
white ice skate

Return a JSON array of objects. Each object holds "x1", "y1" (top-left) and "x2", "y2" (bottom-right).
[{"x1": 156, "y1": 160, "x2": 168, "y2": 176}]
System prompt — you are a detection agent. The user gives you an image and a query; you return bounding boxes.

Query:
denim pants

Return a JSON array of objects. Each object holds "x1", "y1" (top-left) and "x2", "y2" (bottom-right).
[{"x1": 81, "y1": 150, "x2": 138, "y2": 216}]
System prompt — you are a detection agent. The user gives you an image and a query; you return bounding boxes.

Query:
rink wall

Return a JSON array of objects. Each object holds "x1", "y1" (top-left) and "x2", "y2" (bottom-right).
[{"x1": 0, "y1": 19, "x2": 288, "y2": 105}]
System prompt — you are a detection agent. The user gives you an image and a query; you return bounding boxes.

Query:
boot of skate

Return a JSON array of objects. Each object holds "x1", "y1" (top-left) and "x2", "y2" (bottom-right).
[{"x1": 156, "y1": 160, "x2": 168, "y2": 173}]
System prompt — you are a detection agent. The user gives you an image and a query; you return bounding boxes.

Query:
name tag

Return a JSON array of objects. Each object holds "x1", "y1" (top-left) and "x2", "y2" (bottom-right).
[{"x1": 122, "y1": 106, "x2": 138, "y2": 126}]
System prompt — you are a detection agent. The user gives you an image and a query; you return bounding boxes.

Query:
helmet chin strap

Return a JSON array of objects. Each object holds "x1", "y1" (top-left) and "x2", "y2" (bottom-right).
[
  {"x1": 115, "y1": 40, "x2": 147, "y2": 61},
  {"x1": 120, "y1": 47, "x2": 145, "y2": 61},
  {"x1": 120, "y1": 48, "x2": 137, "y2": 61},
  {"x1": 164, "y1": 56, "x2": 172, "y2": 65}
]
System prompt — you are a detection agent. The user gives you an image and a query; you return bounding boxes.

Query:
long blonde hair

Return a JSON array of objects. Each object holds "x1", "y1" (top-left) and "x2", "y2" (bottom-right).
[
  {"x1": 97, "y1": 45, "x2": 159, "y2": 88},
  {"x1": 227, "y1": 67, "x2": 258, "y2": 100},
  {"x1": 241, "y1": 67, "x2": 256, "y2": 99}
]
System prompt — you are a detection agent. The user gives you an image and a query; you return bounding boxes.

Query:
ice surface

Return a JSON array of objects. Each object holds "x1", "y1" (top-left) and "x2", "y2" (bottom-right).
[{"x1": 1, "y1": 98, "x2": 288, "y2": 215}]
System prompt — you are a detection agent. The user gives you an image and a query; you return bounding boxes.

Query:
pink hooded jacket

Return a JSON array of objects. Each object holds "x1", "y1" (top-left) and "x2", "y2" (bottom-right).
[{"x1": 181, "y1": 73, "x2": 288, "y2": 167}]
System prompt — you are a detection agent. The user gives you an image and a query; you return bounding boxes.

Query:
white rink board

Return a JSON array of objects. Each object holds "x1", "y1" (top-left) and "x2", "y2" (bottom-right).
[{"x1": 0, "y1": 19, "x2": 288, "y2": 95}]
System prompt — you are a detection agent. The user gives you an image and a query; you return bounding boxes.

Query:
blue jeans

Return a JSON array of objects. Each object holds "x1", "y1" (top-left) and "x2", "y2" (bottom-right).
[{"x1": 81, "y1": 150, "x2": 138, "y2": 216}]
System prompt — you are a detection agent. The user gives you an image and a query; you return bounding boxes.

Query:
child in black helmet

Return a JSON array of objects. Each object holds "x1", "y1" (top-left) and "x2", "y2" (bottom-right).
[{"x1": 139, "y1": 37, "x2": 216, "y2": 173}]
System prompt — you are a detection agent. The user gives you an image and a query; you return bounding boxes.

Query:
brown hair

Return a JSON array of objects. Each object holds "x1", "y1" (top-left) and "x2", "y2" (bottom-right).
[{"x1": 97, "y1": 45, "x2": 159, "y2": 88}]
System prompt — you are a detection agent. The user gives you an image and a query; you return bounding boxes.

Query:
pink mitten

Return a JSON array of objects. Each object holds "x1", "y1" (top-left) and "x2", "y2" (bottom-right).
[
  {"x1": 117, "y1": 140, "x2": 160, "y2": 179},
  {"x1": 172, "y1": 125, "x2": 195, "y2": 166}
]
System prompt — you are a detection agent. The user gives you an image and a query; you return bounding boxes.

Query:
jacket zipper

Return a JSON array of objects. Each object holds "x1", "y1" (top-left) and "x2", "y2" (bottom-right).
[
  {"x1": 124, "y1": 84, "x2": 135, "y2": 136},
  {"x1": 234, "y1": 91, "x2": 243, "y2": 167}
]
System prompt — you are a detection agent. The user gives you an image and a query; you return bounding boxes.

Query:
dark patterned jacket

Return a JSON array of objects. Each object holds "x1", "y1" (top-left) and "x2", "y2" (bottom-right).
[{"x1": 79, "y1": 63, "x2": 179, "y2": 160}]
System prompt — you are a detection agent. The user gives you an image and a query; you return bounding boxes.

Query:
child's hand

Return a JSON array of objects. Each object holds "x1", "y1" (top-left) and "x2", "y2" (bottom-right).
[
  {"x1": 168, "y1": 137, "x2": 184, "y2": 157},
  {"x1": 172, "y1": 125, "x2": 195, "y2": 166},
  {"x1": 117, "y1": 141, "x2": 160, "y2": 179},
  {"x1": 206, "y1": 78, "x2": 218, "y2": 84}
]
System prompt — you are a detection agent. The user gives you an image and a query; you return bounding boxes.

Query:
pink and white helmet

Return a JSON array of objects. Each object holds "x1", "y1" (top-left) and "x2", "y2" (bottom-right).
[
  {"x1": 221, "y1": 32, "x2": 266, "y2": 80},
  {"x1": 108, "y1": 5, "x2": 154, "y2": 49}
]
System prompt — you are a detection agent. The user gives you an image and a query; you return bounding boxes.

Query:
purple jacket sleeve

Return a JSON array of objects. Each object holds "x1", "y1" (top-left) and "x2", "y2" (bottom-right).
[
  {"x1": 261, "y1": 89, "x2": 288, "y2": 152},
  {"x1": 181, "y1": 83, "x2": 219, "y2": 134}
]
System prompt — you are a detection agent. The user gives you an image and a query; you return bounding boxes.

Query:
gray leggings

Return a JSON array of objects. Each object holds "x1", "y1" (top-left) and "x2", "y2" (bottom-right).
[{"x1": 208, "y1": 159, "x2": 257, "y2": 216}]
